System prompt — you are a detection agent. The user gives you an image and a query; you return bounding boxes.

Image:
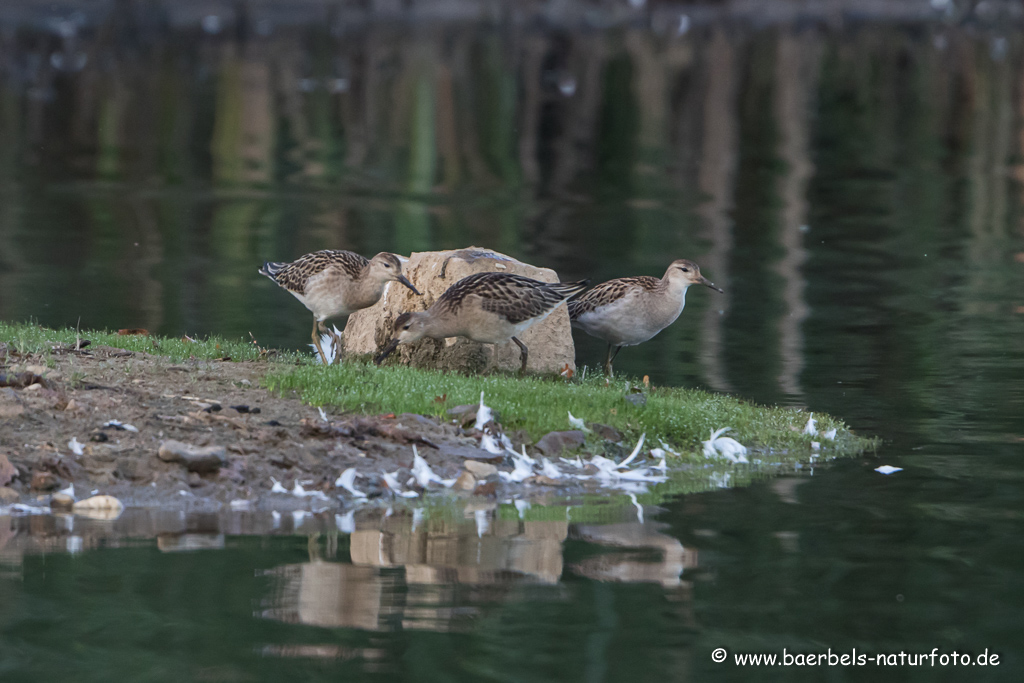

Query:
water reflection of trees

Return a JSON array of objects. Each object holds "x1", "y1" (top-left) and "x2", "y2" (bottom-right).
[{"x1": 0, "y1": 13, "x2": 1021, "y2": 433}]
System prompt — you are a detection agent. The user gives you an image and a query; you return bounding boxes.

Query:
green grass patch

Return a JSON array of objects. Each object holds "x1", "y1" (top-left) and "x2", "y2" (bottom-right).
[
  {"x1": 264, "y1": 359, "x2": 875, "y2": 458},
  {"x1": 0, "y1": 320, "x2": 303, "y2": 363}
]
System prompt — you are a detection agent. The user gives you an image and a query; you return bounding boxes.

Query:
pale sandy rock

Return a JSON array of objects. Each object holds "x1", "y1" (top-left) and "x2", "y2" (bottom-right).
[
  {"x1": 343, "y1": 247, "x2": 578, "y2": 374},
  {"x1": 73, "y1": 494, "x2": 124, "y2": 520},
  {"x1": 50, "y1": 493, "x2": 75, "y2": 511},
  {"x1": 463, "y1": 460, "x2": 498, "y2": 478},
  {"x1": 157, "y1": 440, "x2": 227, "y2": 473},
  {"x1": 453, "y1": 471, "x2": 476, "y2": 491}
]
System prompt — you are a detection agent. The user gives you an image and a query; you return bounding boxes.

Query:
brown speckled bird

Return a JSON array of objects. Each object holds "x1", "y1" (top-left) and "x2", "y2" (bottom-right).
[
  {"x1": 374, "y1": 272, "x2": 589, "y2": 374},
  {"x1": 568, "y1": 259, "x2": 722, "y2": 377},
  {"x1": 259, "y1": 250, "x2": 420, "y2": 365}
]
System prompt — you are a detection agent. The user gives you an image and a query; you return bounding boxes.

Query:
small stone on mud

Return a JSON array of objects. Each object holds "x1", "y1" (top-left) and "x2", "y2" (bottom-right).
[
  {"x1": 0, "y1": 454, "x2": 17, "y2": 487},
  {"x1": 23, "y1": 383, "x2": 42, "y2": 392},
  {"x1": 454, "y1": 471, "x2": 476, "y2": 491},
  {"x1": 31, "y1": 470, "x2": 60, "y2": 491},
  {"x1": 0, "y1": 487, "x2": 19, "y2": 504},
  {"x1": 116, "y1": 456, "x2": 154, "y2": 482},
  {"x1": 534, "y1": 430, "x2": 587, "y2": 456},
  {"x1": 589, "y1": 423, "x2": 623, "y2": 442},
  {"x1": 463, "y1": 460, "x2": 498, "y2": 478},
  {"x1": 50, "y1": 492, "x2": 74, "y2": 511},
  {"x1": 157, "y1": 440, "x2": 227, "y2": 473},
  {"x1": 473, "y1": 481, "x2": 497, "y2": 496}
]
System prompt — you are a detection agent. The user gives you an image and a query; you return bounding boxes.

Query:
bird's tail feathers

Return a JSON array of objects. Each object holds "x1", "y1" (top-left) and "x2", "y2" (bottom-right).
[
  {"x1": 259, "y1": 261, "x2": 286, "y2": 279},
  {"x1": 550, "y1": 279, "x2": 590, "y2": 300}
]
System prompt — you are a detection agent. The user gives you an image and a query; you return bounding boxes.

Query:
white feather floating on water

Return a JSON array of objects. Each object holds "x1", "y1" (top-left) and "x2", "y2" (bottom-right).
[
  {"x1": 514, "y1": 499, "x2": 531, "y2": 519},
  {"x1": 67, "y1": 438, "x2": 84, "y2": 456},
  {"x1": 474, "y1": 391, "x2": 493, "y2": 430},
  {"x1": 702, "y1": 428, "x2": 748, "y2": 464},
  {"x1": 616, "y1": 433, "x2": 646, "y2": 469},
  {"x1": 335, "y1": 468, "x2": 367, "y2": 498},
  {"x1": 803, "y1": 413, "x2": 817, "y2": 436},
  {"x1": 58, "y1": 483, "x2": 75, "y2": 498},
  {"x1": 270, "y1": 477, "x2": 329, "y2": 500},
  {"x1": 875, "y1": 465, "x2": 903, "y2": 475},
  {"x1": 567, "y1": 411, "x2": 591, "y2": 432}
]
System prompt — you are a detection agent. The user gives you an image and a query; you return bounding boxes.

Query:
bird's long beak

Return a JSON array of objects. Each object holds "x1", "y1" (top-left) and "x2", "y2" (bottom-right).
[
  {"x1": 700, "y1": 276, "x2": 724, "y2": 294},
  {"x1": 397, "y1": 275, "x2": 421, "y2": 296},
  {"x1": 374, "y1": 338, "x2": 401, "y2": 365}
]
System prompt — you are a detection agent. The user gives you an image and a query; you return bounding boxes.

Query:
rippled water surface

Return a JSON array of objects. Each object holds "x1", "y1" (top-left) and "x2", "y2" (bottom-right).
[{"x1": 1, "y1": 2, "x2": 1024, "y2": 681}]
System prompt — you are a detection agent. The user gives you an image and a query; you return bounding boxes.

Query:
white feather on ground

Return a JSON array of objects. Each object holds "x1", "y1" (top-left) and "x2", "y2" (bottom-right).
[
  {"x1": 474, "y1": 391, "x2": 493, "y2": 430},
  {"x1": 310, "y1": 325, "x2": 343, "y2": 364},
  {"x1": 616, "y1": 433, "x2": 646, "y2": 469},
  {"x1": 382, "y1": 470, "x2": 419, "y2": 498},
  {"x1": 803, "y1": 413, "x2": 817, "y2": 436},
  {"x1": 541, "y1": 458, "x2": 563, "y2": 479},
  {"x1": 702, "y1": 428, "x2": 749, "y2": 464},
  {"x1": 411, "y1": 445, "x2": 444, "y2": 488},
  {"x1": 335, "y1": 468, "x2": 367, "y2": 498},
  {"x1": 567, "y1": 411, "x2": 591, "y2": 432}
]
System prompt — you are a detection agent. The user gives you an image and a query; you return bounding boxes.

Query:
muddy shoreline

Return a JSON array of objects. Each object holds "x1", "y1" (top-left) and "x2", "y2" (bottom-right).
[{"x1": 0, "y1": 343, "x2": 648, "y2": 514}]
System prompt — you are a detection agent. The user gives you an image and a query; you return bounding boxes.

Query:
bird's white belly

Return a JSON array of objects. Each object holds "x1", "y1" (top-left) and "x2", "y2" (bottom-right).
[{"x1": 575, "y1": 296, "x2": 684, "y2": 347}]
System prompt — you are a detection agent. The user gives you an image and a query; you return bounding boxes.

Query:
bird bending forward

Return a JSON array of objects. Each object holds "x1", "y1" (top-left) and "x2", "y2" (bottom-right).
[
  {"x1": 375, "y1": 271, "x2": 589, "y2": 374},
  {"x1": 260, "y1": 250, "x2": 420, "y2": 365}
]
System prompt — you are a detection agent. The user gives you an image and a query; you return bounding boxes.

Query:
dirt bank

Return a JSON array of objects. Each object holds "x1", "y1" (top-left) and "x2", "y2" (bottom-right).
[{"x1": 0, "y1": 342, "x2": 637, "y2": 513}]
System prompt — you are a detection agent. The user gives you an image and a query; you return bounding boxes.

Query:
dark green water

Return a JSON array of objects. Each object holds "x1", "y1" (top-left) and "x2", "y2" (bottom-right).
[{"x1": 2, "y1": 5, "x2": 1024, "y2": 681}]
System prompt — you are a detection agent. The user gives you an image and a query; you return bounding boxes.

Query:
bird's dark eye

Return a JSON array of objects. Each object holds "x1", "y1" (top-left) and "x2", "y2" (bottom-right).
[
  {"x1": 680, "y1": 267, "x2": 689, "y2": 273},
  {"x1": 403, "y1": 325, "x2": 411, "y2": 330},
  {"x1": 384, "y1": 263, "x2": 392, "y2": 268}
]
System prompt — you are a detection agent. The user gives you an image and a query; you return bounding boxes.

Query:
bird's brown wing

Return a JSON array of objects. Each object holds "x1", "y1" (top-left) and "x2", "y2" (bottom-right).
[
  {"x1": 265, "y1": 250, "x2": 368, "y2": 294},
  {"x1": 439, "y1": 272, "x2": 587, "y2": 324},
  {"x1": 567, "y1": 276, "x2": 660, "y2": 320}
]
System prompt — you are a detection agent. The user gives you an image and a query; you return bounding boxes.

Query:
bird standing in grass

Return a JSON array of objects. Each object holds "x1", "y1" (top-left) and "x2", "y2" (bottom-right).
[
  {"x1": 374, "y1": 271, "x2": 589, "y2": 374},
  {"x1": 259, "y1": 250, "x2": 421, "y2": 365},
  {"x1": 568, "y1": 259, "x2": 722, "y2": 377}
]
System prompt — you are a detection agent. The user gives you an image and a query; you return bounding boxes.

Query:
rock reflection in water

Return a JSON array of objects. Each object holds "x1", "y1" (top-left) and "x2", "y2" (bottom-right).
[{"x1": 263, "y1": 506, "x2": 695, "y2": 633}]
